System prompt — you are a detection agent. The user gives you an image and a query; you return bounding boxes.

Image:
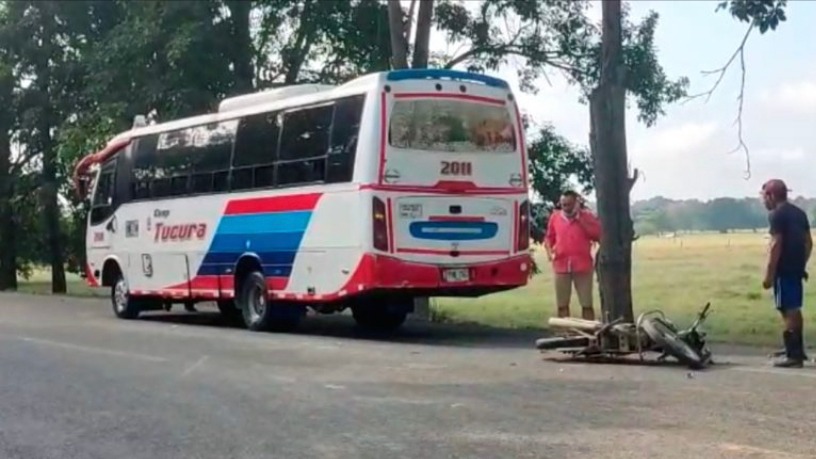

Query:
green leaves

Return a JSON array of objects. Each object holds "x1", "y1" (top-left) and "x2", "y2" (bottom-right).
[
  {"x1": 527, "y1": 123, "x2": 594, "y2": 207},
  {"x1": 434, "y1": 0, "x2": 688, "y2": 127},
  {"x1": 717, "y1": 0, "x2": 787, "y2": 34}
]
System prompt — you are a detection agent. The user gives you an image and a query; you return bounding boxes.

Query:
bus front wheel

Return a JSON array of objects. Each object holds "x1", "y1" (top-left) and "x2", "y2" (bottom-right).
[
  {"x1": 111, "y1": 273, "x2": 141, "y2": 320},
  {"x1": 237, "y1": 271, "x2": 302, "y2": 332}
]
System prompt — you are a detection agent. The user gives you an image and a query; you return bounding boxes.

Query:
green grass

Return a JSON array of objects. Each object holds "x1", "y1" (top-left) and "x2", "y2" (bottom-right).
[
  {"x1": 16, "y1": 232, "x2": 812, "y2": 345},
  {"x1": 18, "y1": 271, "x2": 101, "y2": 298},
  {"x1": 435, "y1": 232, "x2": 815, "y2": 346}
]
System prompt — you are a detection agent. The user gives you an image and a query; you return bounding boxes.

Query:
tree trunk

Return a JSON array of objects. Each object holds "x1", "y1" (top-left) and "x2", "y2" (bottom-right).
[
  {"x1": 283, "y1": 1, "x2": 318, "y2": 85},
  {"x1": 39, "y1": 98, "x2": 66, "y2": 294},
  {"x1": 589, "y1": 0, "x2": 634, "y2": 323},
  {"x1": 0, "y1": 129, "x2": 16, "y2": 291},
  {"x1": 387, "y1": 0, "x2": 409, "y2": 69},
  {"x1": 226, "y1": 0, "x2": 254, "y2": 93},
  {"x1": 411, "y1": 0, "x2": 434, "y2": 69}
]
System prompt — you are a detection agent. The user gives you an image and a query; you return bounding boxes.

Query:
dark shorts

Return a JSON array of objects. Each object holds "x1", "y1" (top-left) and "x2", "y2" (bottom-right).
[{"x1": 774, "y1": 276, "x2": 804, "y2": 311}]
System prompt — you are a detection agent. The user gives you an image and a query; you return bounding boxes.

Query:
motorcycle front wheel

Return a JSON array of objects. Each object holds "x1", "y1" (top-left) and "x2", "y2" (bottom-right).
[{"x1": 641, "y1": 318, "x2": 705, "y2": 369}]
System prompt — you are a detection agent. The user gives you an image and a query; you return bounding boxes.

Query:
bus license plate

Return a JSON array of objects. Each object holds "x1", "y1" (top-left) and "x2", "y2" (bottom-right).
[{"x1": 443, "y1": 268, "x2": 470, "y2": 283}]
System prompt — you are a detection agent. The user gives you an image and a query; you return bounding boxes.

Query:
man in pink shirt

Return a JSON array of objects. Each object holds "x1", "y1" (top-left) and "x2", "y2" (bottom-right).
[{"x1": 544, "y1": 190, "x2": 602, "y2": 320}]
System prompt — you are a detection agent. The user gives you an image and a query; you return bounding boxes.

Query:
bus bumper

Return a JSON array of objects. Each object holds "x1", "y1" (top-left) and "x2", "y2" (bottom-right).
[{"x1": 348, "y1": 253, "x2": 531, "y2": 298}]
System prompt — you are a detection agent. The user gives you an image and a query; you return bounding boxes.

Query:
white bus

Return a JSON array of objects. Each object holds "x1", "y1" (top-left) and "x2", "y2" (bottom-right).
[{"x1": 73, "y1": 69, "x2": 532, "y2": 332}]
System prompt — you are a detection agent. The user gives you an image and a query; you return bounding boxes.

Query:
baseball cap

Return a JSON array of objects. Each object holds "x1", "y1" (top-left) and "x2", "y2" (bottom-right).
[{"x1": 761, "y1": 178, "x2": 790, "y2": 197}]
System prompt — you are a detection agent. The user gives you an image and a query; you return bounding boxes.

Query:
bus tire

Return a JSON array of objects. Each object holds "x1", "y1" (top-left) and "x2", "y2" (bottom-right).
[
  {"x1": 111, "y1": 272, "x2": 140, "y2": 320},
  {"x1": 352, "y1": 305, "x2": 407, "y2": 332},
  {"x1": 237, "y1": 271, "x2": 302, "y2": 332}
]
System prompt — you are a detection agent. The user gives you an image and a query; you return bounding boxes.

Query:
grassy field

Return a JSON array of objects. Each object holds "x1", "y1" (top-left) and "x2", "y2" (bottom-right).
[
  {"x1": 435, "y1": 232, "x2": 816, "y2": 346},
  {"x1": 16, "y1": 232, "x2": 814, "y2": 345}
]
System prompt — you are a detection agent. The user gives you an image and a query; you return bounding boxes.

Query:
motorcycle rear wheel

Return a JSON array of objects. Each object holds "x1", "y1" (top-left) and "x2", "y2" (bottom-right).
[{"x1": 641, "y1": 318, "x2": 704, "y2": 369}]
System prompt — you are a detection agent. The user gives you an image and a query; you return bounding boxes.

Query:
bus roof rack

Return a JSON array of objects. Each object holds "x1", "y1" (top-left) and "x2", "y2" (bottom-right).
[
  {"x1": 218, "y1": 84, "x2": 335, "y2": 113},
  {"x1": 385, "y1": 69, "x2": 509, "y2": 89}
]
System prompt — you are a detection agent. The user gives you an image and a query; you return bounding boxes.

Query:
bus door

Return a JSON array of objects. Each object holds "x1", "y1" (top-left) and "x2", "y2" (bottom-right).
[{"x1": 87, "y1": 157, "x2": 120, "y2": 261}]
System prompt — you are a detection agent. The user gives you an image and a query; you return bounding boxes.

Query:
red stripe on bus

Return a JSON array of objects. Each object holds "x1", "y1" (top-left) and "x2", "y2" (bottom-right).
[
  {"x1": 266, "y1": 276, "x2": 288, "y2": 291},
  {"x1": 428, "y1": 216, "x2": 486, "y2": 222},
  {"x1": 393, "y1": 93, "x2": 506, "y2": 106},
  {"x1": 395, "y1": 248, "x2": 510, "y2": 256},
  {"x1": 386, "y1": 197, "x2": 395, "y2": 253},
  {"x1": 512, "y1": 101, "x2": 529, "y2": 189},
  {"x1": 378, "y1": 91, "x2": 388, "y2": 185},
  {"x1": 359, "y1": 184, "x2": 523, "y2": 195},
  {"x1": 189, "y1": 275, "x2": 220, "y2": 291},
  {"x1": 224, "y1": 193, "x2": 322, "y2": 215},
  {"x1": 512, "y1": 200, "x2": 520, "y2": 253}
]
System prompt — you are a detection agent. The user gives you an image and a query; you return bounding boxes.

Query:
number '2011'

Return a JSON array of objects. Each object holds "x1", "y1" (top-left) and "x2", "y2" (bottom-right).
[{"x1": 440, "y1": 161, "x2": 472, "y2": 176}]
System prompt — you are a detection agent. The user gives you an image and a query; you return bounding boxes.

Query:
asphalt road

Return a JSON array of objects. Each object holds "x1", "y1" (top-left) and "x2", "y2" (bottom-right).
[{"x1": 0, "y1": 293, "x2": 815, "y2": 459}]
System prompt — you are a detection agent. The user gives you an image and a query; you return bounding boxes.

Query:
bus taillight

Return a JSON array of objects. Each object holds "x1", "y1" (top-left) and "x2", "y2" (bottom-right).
[
  {"x1": 372, "y1": 196, "x2": 389, "y2": 252},
  {"x1": 517, "y1": 200, "x2": 530, "y2": 252}
]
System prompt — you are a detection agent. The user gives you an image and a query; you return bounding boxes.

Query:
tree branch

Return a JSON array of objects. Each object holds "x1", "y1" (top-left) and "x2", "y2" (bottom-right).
[
  {"x1": 442, "y1": 24, "x2": 526, "y2": 69},
  {"x1": 684, "y1": 23, "x2": 753, "y2": 179},
  {"x1": 684, "y1": 25, "x2": 752, "y2": 103},
  {"x1": 728, "y1": 43, "x2": 751, "y2": 179},
  {"x1": 627, "y1": 168, "x2": 639, "y2": 191}
]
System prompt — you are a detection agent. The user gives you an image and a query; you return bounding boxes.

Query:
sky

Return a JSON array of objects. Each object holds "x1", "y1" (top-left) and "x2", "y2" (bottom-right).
[{"x1": 428, "y1": 0, "x2": 816, "y2": 201}]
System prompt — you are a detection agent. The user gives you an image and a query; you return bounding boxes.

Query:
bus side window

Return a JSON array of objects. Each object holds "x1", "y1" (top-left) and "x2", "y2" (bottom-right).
[
  {"x1": 131, "y1": 134, "x2": 158, "y2": 200},
  {"x1": 233, "y1": 111, "x2": 280, "y2": 191},
  {"x1": 190, "y1": 120, "x2": 237, "y2": 194},
  {"x1": 327, "y1": 95, "x2": 364, "y2": 183},
  {"x1": 155, "y1": 129, "x2": 194, "y2": 198},
  {"x1": 278, "y1": 105, "x2": 333, "y2": 186},
  {"x1": 90, "y1": 159, "x2": 117, "y2": 226}
]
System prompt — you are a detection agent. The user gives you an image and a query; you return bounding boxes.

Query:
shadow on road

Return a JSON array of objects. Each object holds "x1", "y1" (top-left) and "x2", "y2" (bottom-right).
[
  {"x1": 138, "y1": 306, "x2": 544, "y2": 351},
  {"x1": 540, "y1": 352, "x2": 739, "y2": 372}
]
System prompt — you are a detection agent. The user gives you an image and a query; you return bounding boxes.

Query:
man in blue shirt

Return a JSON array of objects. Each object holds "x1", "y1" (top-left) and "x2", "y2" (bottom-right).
[{"x1": 762, "y1": 179, "x2": 812, "y2": 368}]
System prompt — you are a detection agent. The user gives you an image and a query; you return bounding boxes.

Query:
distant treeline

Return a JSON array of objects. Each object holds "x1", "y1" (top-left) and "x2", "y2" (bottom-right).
[
  {"x1": 631, "y1": 196, "x2": 816, "y2": 236},
  {"x1": 529, "y1": 196, "x2": 816, "y2": 243}
]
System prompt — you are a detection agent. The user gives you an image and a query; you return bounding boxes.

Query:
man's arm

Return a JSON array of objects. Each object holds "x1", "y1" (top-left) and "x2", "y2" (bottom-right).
[
  {"x1": 804, "y1": 217, "x2": 812, "y2": 264},
  {"x1": 764, "y1": 211, "x2": 784, "y2": 287},
  {"x1": 544, "y1": 213, "x2": 556, "y2": 260},
  {"x1": 577, "y1": 210, "x2": 602, "y2": 242}
]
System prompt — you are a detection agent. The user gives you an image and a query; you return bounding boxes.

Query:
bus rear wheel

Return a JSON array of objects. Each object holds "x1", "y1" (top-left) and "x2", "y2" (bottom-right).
[
  {"x1": 237, "y1": 271, "x2": 303, "y2": 332},
  {"x1": 111, "y1": 273, "x2": 141, "y2": 320}
]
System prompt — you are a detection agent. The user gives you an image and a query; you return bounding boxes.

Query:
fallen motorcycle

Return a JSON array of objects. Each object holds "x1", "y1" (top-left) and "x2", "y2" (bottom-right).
[{"x1": 535, "y1": 303, "x2": 713, "y2": 370}]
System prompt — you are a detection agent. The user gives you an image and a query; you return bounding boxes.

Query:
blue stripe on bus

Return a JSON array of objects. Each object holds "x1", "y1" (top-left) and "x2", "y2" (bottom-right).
[
  {"x1": 408, "y1": 221, "x2": 498, "y2": 241},
  {"x1": 202, "y1": 251, "x2": 298, "y2": 266},
  {"x1": 209, "y1": 232, "x2": 306, "y2": 253},
  {"x1": 196, "y1": 207, "x2": 315, "y2": 280},
  {"x1": 386, "y1": 69, "x2": 509, "y2": 89},
  {"x1": 215, "y1": 211, "x2": 312, "y2": 235},
  {"x1": 197, "y1": 263, "x2": 293, "y2": 278}
]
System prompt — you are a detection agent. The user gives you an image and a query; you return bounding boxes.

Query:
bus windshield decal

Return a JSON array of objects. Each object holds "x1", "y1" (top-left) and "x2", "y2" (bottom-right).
[{"x1": 388, "y1": 99, "x2": 516, "y2": 153}]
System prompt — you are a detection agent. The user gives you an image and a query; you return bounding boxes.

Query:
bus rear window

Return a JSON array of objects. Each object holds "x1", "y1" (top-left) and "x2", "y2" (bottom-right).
[{"x1": 388, "y1": 99, "x2": 516, "y2": 153}]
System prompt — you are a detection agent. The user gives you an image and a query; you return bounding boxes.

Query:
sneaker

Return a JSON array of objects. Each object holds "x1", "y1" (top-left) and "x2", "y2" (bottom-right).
[{"x1": 773, "y1": 357, "x2": 804, "y2": 368}]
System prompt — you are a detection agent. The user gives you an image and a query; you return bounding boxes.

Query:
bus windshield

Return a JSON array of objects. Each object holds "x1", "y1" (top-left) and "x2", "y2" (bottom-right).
[{"x1": 388, "y1": 99, "x2": 516, "y2": 153}]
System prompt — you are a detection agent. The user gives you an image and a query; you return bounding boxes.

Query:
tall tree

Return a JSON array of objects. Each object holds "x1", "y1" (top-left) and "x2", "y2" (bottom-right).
[
  {"x1": 589, "y1": 0, "x2": 634, "y2": 322},
  {"x1": 4, "y1": 1, "x2": 77, "y2": 293},
  {"x1": 387, "y1": 0, "x2": 409, "y2": 69},
  {"x1": 411, "y1": 0, "x2": 434, "y2": 68},
  {"x1": 0, "y1": 56, "x2": 15, "y2": 290}
]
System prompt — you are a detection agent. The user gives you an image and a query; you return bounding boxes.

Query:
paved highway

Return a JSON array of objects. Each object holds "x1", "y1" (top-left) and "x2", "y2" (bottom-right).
[{"x1": 0, "y1": 292, "x2": 814, "y2": 458}]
